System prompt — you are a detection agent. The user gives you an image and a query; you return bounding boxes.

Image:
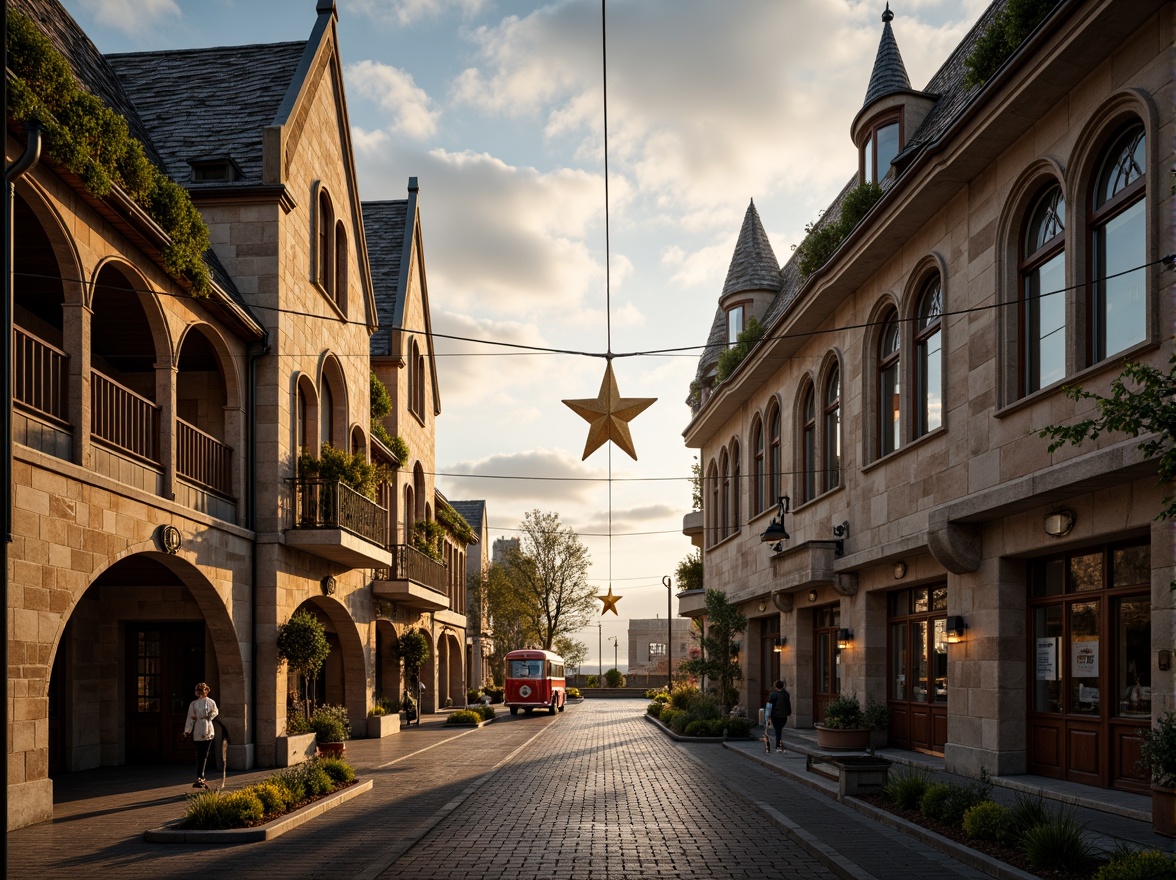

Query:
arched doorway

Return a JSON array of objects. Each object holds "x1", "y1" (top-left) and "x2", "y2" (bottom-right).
[{"x1": 289, "y1": 597, "x2": 367, "y2": 729}]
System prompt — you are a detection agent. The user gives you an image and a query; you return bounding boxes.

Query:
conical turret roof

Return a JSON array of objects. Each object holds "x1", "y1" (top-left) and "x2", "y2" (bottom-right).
[
  {"x1": 862, "y1": 3, "x2": 911, "y2": 107},
  {"x1": 721, "y1": 200, "x2": 780, "y2": 297}
]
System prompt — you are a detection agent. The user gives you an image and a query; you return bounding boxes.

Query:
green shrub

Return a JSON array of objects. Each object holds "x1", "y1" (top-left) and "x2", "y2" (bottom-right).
[
  {"x1": 218, "y1": 790, "x2": 264, "y2": 827},
  {"x1": 604, "y1": 668, "x2": 625, "y2": 687},
  {"x1": 669, "y1": 684, "x2": 703, "y2": 712},
  {"x1": 883, "y1": 765, "x2": 933, "y2": 810},
  {"x1": 284, "y1": 712, "x2": 312, "y2": 735},
  {"x1": 658, "y1": 707, "x2": 682, "y2": 729},
  {"x1": 480, "y1": 703, "x2": 497, "y2": 720},
  {"x1": 1020, "y1": 806, "x2": 1094, "y2": 873},
  {"x1": 962, "y1": 800, "x2": 1010, "y2": 840},
  {"x1": 1094, "y1": 849, "x2": 1176, "y2": 880},
  {"x1": 821, "y1": 693, "x2": 865, "y2": 730},
  {"x1": 937, "y1": 779, "x2": 992, "y2": 827},
  {"x1": 467, "y1": 689, "x2": 483, "y2": 705},
  {"x1": 316, "y1": 756, "x2": 355, "y2": 785},
  {"x1": 646, "y1": 702, "x2": 664, "y2": 719},
  {"x1": 248, "y1": 782, "x2": 289, "y2": 816},
  {"x1": 484, "y1": 686, "x2": 504, "y2": 703},
  {"x1": 654, "y1": 693, "x2": 670, "y2": 704},
  {"x1": 1003, "y1": 792, "x2": 1051, "y2": 846},
  {"x1": 964, "y1": 0, "x2": 1056, "y2": 88},
  {"x1": 684, "y1": 719, "x2": 713, "y2": 737},
  {"x1": 716, "y1": 316, "x2": 766, "y2": 382},
  {"x1": 585, "y1": 674, "x2": 599, "y2": 687},
  {"x1": 305, "y1": 765, "x2": 334, "y2": 797},
  {"x1": 309, "y1": 704, "x2": 351, "y2": 742},
  {"x1": 794, "y1": 183, "x2": 883, "y2": 278},
  {"x1": 446, "y1": 709, "x2": 483, "y2": 725},
  {"x1": 566, "y1": 687, "x2": 581, "y2": 699},
  {"x1": 724, "y1": 717, "x2": 752, "y2": 737},
  {"x1": 184, "y1": 790, "x2": 226, "y2": 829},
  {"x1": 274, "y1": 769, "x2": 306, "y2": 805},
  {"x1": 919, "y1": 782, "x2": 956, "y2": 822},
  {"x1": 645, "y1": 687, "x2": 668, "y2": 699}
]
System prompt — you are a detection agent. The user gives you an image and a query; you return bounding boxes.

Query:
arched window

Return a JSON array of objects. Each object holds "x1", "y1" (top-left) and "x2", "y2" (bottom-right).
[
  {"x1": 768, "y1": 403, "x2": 781, "y2": 505},
  {"x1": 1090, "y1": 124, "x2": 1145, "y2": 362},
  {"x1": 751, "y1": 417, "x2": 764, "y2": 514},
  {"x1": 1021, "y1": 185, "x2": 1066, "y2": 394},
  {"x1": 296, "y1": 383, "x2": 310, "y2": 453},
  {"x1": 863, "y1": 115, "x2": 901, "y2": 185},
  {"x1": 318, "y1": 188, "x2": 335, "y2": 297},
  {"x1": 334, "y1": 220, "x2": 348, "y2": 312},
  {"x1": 416, "y1": 347, "x2": 426, "y2": 417},
  {"x1": 800, "y1": 383, "x2": 816, "y2": 503},
  {"x1": 879, "y1": 312, "x2": 901, "y2": 456},
  {"x1": 319, "y1": 377, "x2": 334, "y2": 449},
  {"x1": 720, "y1": 449, "x2": 731, "y2": 539},
  {"x1": 823, "y1": 365, "x2": 840, "y2": 493},
  {"x1": 916, "y1": 278, "x2": 943, "y2": 436},
  {"x1": 731, "y1": 440, "x2": 741, "y2": 531},
  {"x1": 404, "y1": 485, "x2": 414, "y2": 544},
  {"x1": 708, "y1": 461, "x2": 719, "y2": 546}
]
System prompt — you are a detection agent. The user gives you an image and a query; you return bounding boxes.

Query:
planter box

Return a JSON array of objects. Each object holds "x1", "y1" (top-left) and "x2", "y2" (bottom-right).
[
  {"x1": 1153, "y1": 784, "x2": 1176, "y2": 838},
  {"x1": 367, "y1": 713, "x2": 401, "y2": 738},
  {"x1": 275, "y1": 732, "x2": 316, "y2": 767},
  {"x1": 814, "y1": 724, "x2": 871, "y2": 750},
  {"x1": 316, "y1": 741, "x2": 346, "y2": 758},
  {"x1": 830, "y1": 755, "x2": 891, "y2": 798}
]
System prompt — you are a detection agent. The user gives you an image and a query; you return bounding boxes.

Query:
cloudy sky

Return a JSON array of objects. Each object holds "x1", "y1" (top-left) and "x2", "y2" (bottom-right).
[{"x1": 62, "y1": 0, "x2": 991, "y2": 670}]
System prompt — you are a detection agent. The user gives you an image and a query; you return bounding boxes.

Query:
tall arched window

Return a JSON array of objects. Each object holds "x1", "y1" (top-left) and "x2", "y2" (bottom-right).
[
  {"x1": 731, "y1": 440, "x2": 741, "y2": 530},
  {"x1": 296, "y1": 384, "x2": 310, "y2": 453},
  {"x1": 409, "y1": 340, "x2": 424, "y2": 419},
  {"x1": 334, "y1": 220, "x2": 348, "y2": 311},
  {"x1": 801, "y1": 383, "x2": 816, "y2": 503},
  {"x1": 1090, "y1": 124, "x2": 1145, "y2": 362},
  {"x1": 752, "y1": 417, "x2": 764, "y2": 515},
  {"x1": 916, "y1": 278, "x2": 943, "y2": 436},
  {"x1": 319, "y1": 377, "x2": 334, "y2": 449},
  {"x1": 768, "y1": 404, "x2": 781, "y2": 504},
  {"x1": 720, "y1": 449, "x2": 731, "y2": 539},
  {"x1": 318, "y1": 188, "x2": 335, "y2": 297},
  {"x1": 879, "y1": 312, "x2": 901, "y2": 456},
  {"x1": 823, "y1": 365, "x2": 840, "y2": 493},
  {"x1": 708, "y1": 461, "x2": 719, "y2": 546},
  {"x1": 1021, "y1": 185, "x2": 1066, "y2": 394}
]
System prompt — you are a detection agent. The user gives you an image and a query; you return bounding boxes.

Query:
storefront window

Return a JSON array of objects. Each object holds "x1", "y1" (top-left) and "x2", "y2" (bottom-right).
[
  {"x1": 1116, "y1": 597, "x2": 1150, "y2": 717},
  {"x1": 891, "y1": 622, "x2": 907, "y2": 699},
  {"x1": 1069, "y1": 600, "x2": 1100, "y2": 715},
  {"x1": 1033, "y1": 605, "x2": 1063, "y2": 712},
  {"x1": 1070, "y1": 553, "x2": 1103, "y2": 592}
]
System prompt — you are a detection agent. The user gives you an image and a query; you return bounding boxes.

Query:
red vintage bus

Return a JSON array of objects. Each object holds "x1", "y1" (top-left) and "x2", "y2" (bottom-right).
[{"x1": 504, "y1": 649, "x2": 567, "y2": 715}]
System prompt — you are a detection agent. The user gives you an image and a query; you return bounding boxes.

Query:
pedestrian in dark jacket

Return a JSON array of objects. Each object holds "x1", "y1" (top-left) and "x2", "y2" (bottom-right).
[{"x1": 767, "y1": 679, "x2": 791, "y2": 752}]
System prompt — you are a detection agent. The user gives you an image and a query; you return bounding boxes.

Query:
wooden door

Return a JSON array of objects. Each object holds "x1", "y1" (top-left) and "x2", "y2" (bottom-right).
[
  {"x1": 126, "y1": 623, "x2": 205, "y2": 764},
  {"x1": 812, "y1": 606, "x2": 841, "y2": 723}
]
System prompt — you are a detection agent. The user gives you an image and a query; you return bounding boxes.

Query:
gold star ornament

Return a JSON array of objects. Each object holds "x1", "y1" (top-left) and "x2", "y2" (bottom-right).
[
  {"x1": 563, "y1": 361, "x2": 656, "y2": 460},
  {"x1": 598, "y1": 586, "x2": 622, "y2": 616}
]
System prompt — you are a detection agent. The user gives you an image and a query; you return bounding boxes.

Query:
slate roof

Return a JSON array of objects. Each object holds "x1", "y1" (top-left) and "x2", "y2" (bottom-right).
[
  {"x1": 362, "y1": 200, "x2": 409, "y2": 358},
  {"x1": 448, "y1": 501, "x2": 485, "y2": 535},
  {"x1": 722, "y1": 201, "x2": 780, "y2": 298},
  {"x1": 862, "y1": 4, "x2": 912, "y2": 107},
  {"x1": 692, "y1": 0, "x2": 1027, "y2": 396},
  {"x1": 106, "y1": 41, "x2": 307, "y2": 188},
  {"x1": 10, "y1": 0, "x2": 164, "y2": 167}
]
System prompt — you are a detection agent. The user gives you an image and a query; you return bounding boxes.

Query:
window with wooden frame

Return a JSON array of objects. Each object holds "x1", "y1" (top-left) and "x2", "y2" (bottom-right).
[
  {"x1": 878, "y1": 311, "x2": 901, "y2": 456},
  {"x1": 767, "y1": 402, "x2": 781, "y2": 505},
  {"x1": 752, "y1": 416, "x2": 765, "y2": 514},
  {"x1": 334, "y1": 220, "x2": 348, "y2": 314},
  {"x1": 1020, "y1": 184, "x2": 1066, "y2": 395},
  {"x1": 800, "y1": 382, "x2": 817, "y2": 504},
  {"x1": 822, "y1": 364, "x2": 840, "y2": 493},
  {"x1": 1089, "y1": 123, "x2": 1146, "y2": 364},
  {"x1": 862, "y1": 114, "x2": 901, "y2": 185},
  {"x1": 317, "y1": 188, "x2": 335, "y2": 298},
  {"x1": 915, "y1": 277, "x2": 943, "y2": 436},
  {"x1": 731, "y1": 440, "x2": 741, "y2": 531}
]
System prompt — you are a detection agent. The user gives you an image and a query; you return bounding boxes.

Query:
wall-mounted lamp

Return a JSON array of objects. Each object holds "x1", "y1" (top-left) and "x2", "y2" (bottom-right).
[
  {"x1": 1044, "y1": 509, "x2": 1075, "y2": 537},
  {"x1": 832, "y1": 521, "x2": 849, "y2": 557},
  {"x1": 893, "y1": 561, "x2": 907, "y2": 579},
  {"x1": 945, "y1": 615, "x2": 966, "y2": 644},
  {"x1": 807, "y1": 589, "x2": 818, "y2": 603},
  {"x1": 760, "y1": 495, "x2": 791, "y2": 545},
  {"x1": 836, "y1": 628, "x2": 853, "y2": 650},
  {"x1": 772, "y1": 637, "x2": 787, "y2": 653}
]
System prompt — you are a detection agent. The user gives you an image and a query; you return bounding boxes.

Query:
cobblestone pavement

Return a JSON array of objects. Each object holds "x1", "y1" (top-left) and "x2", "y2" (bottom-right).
[{"x1": 7, "y1": 701, "x2": 1065, "y2": 879}]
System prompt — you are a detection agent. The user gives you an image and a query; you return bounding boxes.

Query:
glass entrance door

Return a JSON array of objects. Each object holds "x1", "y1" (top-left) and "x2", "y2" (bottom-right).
[
  {"x1": 813, "y1": 605, "x2": 841, "y2": 723},
  {"x1": 888, "y1": 586, "x2": 948, "y2": 754}
]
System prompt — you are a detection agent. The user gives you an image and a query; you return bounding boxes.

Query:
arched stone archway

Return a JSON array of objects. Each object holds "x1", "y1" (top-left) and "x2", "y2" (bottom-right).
[
  {"x1": 288, "y1": 597, "x2": 367, "y2": 732},
  {"x1": 374, "y1": 620, "x2": 401, "y2": 709}
]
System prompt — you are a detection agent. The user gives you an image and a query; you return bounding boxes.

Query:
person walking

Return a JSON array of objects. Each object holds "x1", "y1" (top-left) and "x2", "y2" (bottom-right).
[
  {"x1": 767, "y1": 679, "x2": 791, "y2": 752},
  {"x1": 183, "y1": 682, "x2": 219, "y2": 789}
]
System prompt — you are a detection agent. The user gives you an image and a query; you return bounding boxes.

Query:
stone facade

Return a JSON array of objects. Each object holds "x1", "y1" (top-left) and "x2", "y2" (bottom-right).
[
  {"x1": 683, "y1": 0, "x2": 1173, "y2": 795},
  {"x1": 6, "y1": 0, "x2": 471, "y2": 829}
]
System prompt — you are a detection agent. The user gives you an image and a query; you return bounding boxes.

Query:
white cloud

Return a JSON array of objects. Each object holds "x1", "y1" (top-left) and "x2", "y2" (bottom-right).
[
  {"x1": 75, "y1": 0, "x2": 180, "y2": 35},
  {"x1": 439, "y1": 448, "x2": 606, "y2": 504},
  {"x1": 351, "y1": 0, "x2": 488, "y2": 26},
  {"x1": 347, "y1": 60, "x2": 439, "y2": 139}
]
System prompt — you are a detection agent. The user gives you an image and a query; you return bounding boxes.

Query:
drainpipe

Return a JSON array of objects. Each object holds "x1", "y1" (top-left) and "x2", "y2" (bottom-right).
[
  {"x1": 246, "y1": 334, "x2": 269, "y2": 767},
  {"x1": 5, "y1": 119, "x2": 43, "y2": 837}
]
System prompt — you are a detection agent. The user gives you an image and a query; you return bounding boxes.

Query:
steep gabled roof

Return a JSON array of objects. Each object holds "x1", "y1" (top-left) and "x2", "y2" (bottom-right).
[
  {"x1": 106, "y1": 41, "x2": 307, "y2": 188},
  {"x1": 861, "y1": 4, "x2": 912, "y2": 107},
  {"x1": 363, "y1": 199, "x2": 409, "y2": 358},
  {"x1": 722, "y1": 200, "x2": 781, "y2": 298},
  {"x1": 449, "y1": 501, "x2": 486, "y2": 535}
]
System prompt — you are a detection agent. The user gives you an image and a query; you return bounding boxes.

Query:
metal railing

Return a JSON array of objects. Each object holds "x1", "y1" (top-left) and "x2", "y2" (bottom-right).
[
  {"x1": 14, "y1": 327, "x2": 69, "y2": 424},
  {"x1": 91, "y1": 369, "x2": 160, "y2": 463},
  {"x1": 373, "y1": 545, "x2": 448, "y2": 594},
  {"x1": 290, "y1": 477, "x2": 388, "y2": 547},
  {"x1": 176, "y1": 419, "x2": 234, "y2": 498}
]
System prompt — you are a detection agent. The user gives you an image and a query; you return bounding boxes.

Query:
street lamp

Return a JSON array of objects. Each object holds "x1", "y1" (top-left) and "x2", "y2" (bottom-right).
[
  {"x1": 598, "y1": 623, "x2": 602, "y2": 682},
  {"x1": 662, "y1": 575, "x2": 673, "y2": 691},
  {"x1": 608, "y1": 635, "x2": 618, "y2": 678}
]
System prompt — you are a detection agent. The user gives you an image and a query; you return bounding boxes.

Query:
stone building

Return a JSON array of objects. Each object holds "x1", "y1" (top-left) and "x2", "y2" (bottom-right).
[
  {"x1": 625, "y1": 617, "x2": 692, "y2": 681},
  {"x1": 7, "y1": 0, "x2": 472, "y2": 828},
  {"x1": 450, "y1": 499, "x2": 493, "y2": 687},
  {"x1": 682, "y1": 0, "x2": 1172, "y2": 797}
]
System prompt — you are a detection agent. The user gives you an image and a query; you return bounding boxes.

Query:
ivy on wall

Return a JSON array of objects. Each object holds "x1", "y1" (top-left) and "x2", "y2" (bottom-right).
[
  {"x1": 794, "y1": 182, "x2": 882, "y2": 279},
  {"x1": 6, "y1": 12, "x2": 212, "y2": 296},
  {"x1": 964, "y1": 0, "x2": 1058, "y2": 89}
]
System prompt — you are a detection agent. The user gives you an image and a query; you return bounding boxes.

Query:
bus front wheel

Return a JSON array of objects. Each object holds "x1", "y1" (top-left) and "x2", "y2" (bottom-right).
[{"x1": 509, "y1": 706, "x2": 519, "y2": 715}]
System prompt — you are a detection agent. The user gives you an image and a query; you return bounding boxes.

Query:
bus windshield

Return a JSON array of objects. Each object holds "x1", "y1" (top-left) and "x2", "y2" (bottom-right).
[{"x1": 509, "y1": 660, "x2": 544, "y2": 678}]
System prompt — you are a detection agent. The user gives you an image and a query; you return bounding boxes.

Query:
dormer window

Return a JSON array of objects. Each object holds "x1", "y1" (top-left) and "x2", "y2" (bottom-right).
[
  {"x1": 727, "y1": 304, "x2": 744, "y2": 346},
  {"x1": 189, "y1": 157, "x2": 239, "y2": 183},
  {"x1": 863, "y1": 115, "x2": 901, "y2": 184}
]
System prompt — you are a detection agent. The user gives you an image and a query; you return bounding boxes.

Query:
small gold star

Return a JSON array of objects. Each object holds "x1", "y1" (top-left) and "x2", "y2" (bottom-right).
[
  {"x1": 563, "y1": 361, "x2": 656, "y2": 460},
  {"x1": 598, "y1": 586, "x2": 622, "y2": 616}
]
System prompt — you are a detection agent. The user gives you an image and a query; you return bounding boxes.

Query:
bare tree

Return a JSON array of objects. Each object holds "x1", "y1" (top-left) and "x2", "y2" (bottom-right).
[{"x1": 503, "y1": 510, "x2": 596, "y2": 651}]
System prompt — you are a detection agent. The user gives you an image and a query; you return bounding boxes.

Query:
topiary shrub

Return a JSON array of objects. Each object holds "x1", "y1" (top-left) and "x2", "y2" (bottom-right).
[
  {"x1": 1094, "y1": 849, "x2": 1176, "y2": 880},
  {"x1": 962, "y1": 800, "x2": 1010, "y2": 841}
]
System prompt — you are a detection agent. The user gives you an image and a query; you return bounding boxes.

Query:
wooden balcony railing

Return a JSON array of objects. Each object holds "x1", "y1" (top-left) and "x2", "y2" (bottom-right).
[
  {"x1": 374, "y1": 545, "x2": 448, "y2": 595},
  {"x1": 290, "y1": 477, "x2": 388, "y2": 547},
  {"x1": 14, "y1": 326, "x2": 68, "y2": 424},
  {"x1": 177, "y1": 419, "x2": 234, "y2": 498},
  {"x1": 91, "y1": 369, "x2": 160, "y2": 463}
]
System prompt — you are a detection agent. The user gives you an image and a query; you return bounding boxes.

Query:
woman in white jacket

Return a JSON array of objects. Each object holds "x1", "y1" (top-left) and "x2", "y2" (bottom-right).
[{"x1": 183, "y1": 682, "x2": 219, "y2": 789}]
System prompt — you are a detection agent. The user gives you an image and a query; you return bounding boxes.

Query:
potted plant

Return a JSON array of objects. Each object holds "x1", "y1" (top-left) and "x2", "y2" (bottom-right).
[
  {"x1": 310, "y1": 704, "x2": 351, "y2": 757},
  {"x1": 816, "y1": 693, "x2": 871, "y2": 750},
  {"x1": 367, "y1": 696, "x2": 401, "y2": 738},
  {"x1": 1138, "y1": 711, "x2": 1176, "y2": 837},
  {"x1": 865, "y1": 697, "x2": 890, "y2": 750}
]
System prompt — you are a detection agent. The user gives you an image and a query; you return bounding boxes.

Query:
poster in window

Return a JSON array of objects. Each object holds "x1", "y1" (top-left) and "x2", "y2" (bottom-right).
[
  {"x1": 1071, "y1": 637, "x2": 1099, "y2": 678},
  {"x1": 1035, "y1": 637, "x2": 1058, "y2": 680}
]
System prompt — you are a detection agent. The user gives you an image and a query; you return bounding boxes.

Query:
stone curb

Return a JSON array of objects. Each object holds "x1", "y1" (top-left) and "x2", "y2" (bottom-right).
[
  {"x1": 723, "y1": 744, "x2": 1039, "y2": 880},
  {"x1": 144, "y1": 778, "x2": 374, "y2": 844}
]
